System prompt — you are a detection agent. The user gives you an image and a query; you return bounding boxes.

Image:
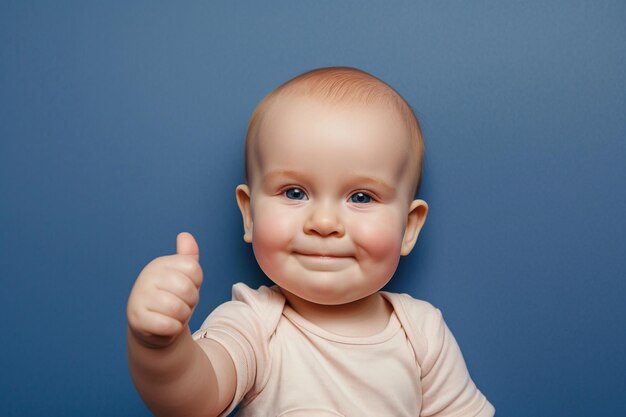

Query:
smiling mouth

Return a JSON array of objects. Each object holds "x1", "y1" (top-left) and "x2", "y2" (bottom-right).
[
  {"x1": 293, "y1": 252, "x2": 354, "y2": 271},
  {"x1": 294, "y1": 252, "x2": 352, "y2": 259}
]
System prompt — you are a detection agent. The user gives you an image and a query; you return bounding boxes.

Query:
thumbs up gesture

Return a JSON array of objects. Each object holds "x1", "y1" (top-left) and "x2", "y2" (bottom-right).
[{"x1": 127, "y1": 232, "x2": 204, "y2": 348}]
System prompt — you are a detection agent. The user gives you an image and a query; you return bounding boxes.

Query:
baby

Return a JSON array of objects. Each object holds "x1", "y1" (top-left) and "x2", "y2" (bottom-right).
[{"x1": 127, "y1": 67, "x2": 495, "y2": 417}]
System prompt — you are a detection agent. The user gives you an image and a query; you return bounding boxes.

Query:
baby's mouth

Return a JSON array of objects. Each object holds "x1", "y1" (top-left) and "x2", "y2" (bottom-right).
[
  {"x1": 292, "y1": 251, "x2": 355, "y2": 271},
  {"x1": 293, "y1": 251, "x2": 352, "y2": 259}
]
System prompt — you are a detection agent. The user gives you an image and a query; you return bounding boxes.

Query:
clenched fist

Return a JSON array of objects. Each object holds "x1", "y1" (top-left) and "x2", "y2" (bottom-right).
[{"x1": 127, "y1": 232, "x2": 203, "y2": 348}]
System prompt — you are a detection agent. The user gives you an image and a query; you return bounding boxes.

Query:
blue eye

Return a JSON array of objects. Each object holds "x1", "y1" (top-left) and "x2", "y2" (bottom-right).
[
  {"x1": 350, "y1": 192, "x2": 372, "y2": 203},
  {"x1": 285, "y1": 188, "x2": 307, "y2": 200}
]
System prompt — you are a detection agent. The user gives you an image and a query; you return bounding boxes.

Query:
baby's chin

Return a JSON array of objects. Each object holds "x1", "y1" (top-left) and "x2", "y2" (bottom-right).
[{"x1": 277, "y1": 283, "x2": 380, "y2": 307}]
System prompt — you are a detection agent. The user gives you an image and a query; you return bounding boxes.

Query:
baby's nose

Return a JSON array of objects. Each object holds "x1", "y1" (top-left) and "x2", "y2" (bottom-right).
[{"x1": 303, "y1": 203, "x2": 345, "y2": 237}]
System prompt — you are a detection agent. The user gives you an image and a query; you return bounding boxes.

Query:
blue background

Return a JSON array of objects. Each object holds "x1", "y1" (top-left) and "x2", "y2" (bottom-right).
[{"x1": 1, "y1": 1, "x2": 625, "y2": 416}]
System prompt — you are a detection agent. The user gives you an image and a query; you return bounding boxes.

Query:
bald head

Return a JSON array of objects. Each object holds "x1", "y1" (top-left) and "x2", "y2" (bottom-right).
[{"x1": 244, "y1": 67, "x2": 424, "y2": 196}]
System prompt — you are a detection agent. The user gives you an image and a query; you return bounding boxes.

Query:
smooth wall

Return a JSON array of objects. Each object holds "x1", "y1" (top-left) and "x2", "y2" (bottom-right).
[{"x1": 1, "y1": 2, "x2": 625, "y2": 416}]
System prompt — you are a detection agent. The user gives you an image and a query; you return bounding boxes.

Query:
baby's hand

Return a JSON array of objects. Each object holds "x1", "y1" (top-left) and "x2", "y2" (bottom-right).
[{"x1": 127, "y1": 232, "x2": 203, "y2": 348}]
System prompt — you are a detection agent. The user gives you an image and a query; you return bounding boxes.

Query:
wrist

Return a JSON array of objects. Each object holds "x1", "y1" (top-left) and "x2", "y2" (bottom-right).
[{"x1": 127, "y1": 323, "x2": 191, "y2": 350}]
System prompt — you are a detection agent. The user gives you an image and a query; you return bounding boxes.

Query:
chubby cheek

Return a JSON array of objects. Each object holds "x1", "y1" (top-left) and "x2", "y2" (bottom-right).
[
  {"x1": 350, "y1": 212, "x2": 404, "y2": 269},
  {"x1": 250, "y1": 203, "x2": 299, "y2": 277}
]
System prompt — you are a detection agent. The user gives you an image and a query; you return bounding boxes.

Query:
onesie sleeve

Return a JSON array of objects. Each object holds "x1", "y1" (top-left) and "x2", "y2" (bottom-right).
[
  {"x1": 192, "y1": 284, "x2": 284, "y2": 417},
  {"x1": 416, "y1": 304, "x2": 495, "y2": 417}
]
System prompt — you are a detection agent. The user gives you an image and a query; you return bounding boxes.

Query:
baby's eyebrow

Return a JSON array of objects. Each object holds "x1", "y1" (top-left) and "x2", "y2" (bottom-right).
[
  {"x1": 349, "y1": 175, "x2": 396, "y2": 195},
  {"x1": 262, "y1": 170, "x2": 307, "y2": 183}
]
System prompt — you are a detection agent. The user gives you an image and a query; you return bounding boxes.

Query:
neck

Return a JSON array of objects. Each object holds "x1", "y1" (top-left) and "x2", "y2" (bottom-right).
[{"x1": 280, "y1": 290, "x2": 393, "y2": 337}]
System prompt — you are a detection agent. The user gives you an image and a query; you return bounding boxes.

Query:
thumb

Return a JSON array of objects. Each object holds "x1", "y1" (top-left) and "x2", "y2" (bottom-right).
[{"x1": 176, "y1": 232, "x2": 200, "y2": 261}]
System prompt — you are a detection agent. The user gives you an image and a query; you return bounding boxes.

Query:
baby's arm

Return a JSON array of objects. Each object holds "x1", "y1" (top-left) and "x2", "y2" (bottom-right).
[{"x1": 126, "y1": 232, "x2": 236, "y2": 417}]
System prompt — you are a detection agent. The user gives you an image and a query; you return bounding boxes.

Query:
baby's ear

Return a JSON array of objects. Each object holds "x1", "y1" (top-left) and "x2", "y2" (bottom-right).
[
  {"x1": 401, "y1": 199, "x2": 428, "y2": 256},
  {"x1": 235, "y1": 184, "x2": 253, "y2": 243}
]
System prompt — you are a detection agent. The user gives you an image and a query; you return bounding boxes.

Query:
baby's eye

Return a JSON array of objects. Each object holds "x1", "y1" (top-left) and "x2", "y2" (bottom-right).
[
  {"x1": 350, "y1": 192, "x2": 372, "y2": 204},
  {"x1": 284, "y1": 188, "x2": 308, "y2": 200}
]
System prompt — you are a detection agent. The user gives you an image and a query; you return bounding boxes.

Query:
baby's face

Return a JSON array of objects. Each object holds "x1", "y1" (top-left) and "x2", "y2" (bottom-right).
[{"x1": 239, "y1": 95, "x2": 423, "y2": 305}]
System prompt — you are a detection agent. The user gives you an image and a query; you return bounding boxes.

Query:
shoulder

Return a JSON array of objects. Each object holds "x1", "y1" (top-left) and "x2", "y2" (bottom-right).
[
  {"x1": 192, "y1": 284, "x2": 286, "y2": 414},
  {"x1": 382, "y1": 291, "x2": 438, "y2": 310},
  {"x1": 382, "y1": 291, "x2": 443, "y2": 327},
  {"x1": 195, "y1": 283, "x2": 286, "y2": 338},
  {"x1": 231, "y1": 282, "x2": 286, "y2": 315},
  {"x1": 381, "y1": 291, "x2": 448, "y2": 362},
  {"x1": 382, "y1": 292, "x2": 495, "y2": 416}
]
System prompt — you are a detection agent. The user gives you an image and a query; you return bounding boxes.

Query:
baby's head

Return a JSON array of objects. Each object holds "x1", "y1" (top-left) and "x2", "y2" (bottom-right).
[
  {"x1": 244, "y1": 67, "x2": 424, "y2": 197},
  {"x1": 236, "y1": 67, "x2": 428, "y2": 306}
]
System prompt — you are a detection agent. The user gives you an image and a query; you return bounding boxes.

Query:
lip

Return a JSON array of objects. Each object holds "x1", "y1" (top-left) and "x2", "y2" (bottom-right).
[
  {"x1": 294, "y1": 252, "x2": 352, "y2": 258},
  {"x1": 293, "y1": 251, "x2": 354, "y2": 271}
]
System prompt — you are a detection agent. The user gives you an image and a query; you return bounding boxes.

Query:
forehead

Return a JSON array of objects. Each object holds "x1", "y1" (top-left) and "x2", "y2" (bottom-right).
[{"x1": 250, "y1": 95, "x2": 416, "y2": 189}]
